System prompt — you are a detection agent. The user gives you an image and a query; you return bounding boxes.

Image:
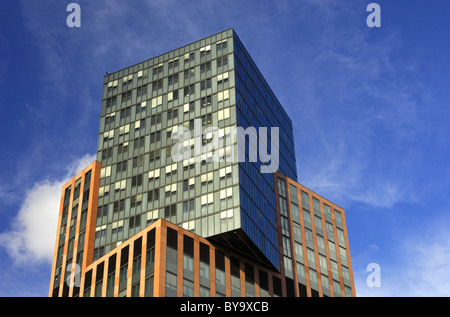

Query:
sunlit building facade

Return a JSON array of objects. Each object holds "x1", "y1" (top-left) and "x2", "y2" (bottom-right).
[{"x1": 49, "y1": 29, "x2": 355, "y2": 297}]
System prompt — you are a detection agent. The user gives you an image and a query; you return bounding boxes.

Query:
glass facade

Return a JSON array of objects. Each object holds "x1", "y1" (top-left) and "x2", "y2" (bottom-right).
[
  {"x1": 95, "y1": 29, "x2": 240, "y2": 259},
  {"x1": 233, "y1": 32, "x2": 297, "y2": 270},
  {"x1": 275, "y1": 174, "x2": 354, "y2": 297},
  {"x1": 94, "y1": 29, "x2": 297, "y2": 270}
]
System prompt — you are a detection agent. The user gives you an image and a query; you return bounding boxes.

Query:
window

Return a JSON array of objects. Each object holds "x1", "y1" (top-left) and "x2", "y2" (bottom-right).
[
  {"x1": 217, "y1": 56, "x2": 228, "y2": 68},
  {"x1": 100, "y1": 166, "x2": 111, "y2": 178},
  {"x1": 280, "y1": 216, "x2": 290, "y2": 236},
  {"x1": 293, "y1": 223, "x2": 302, "y2": 242},
  {"x1": 137, "y1": 69, "x2": 147, "y2": 79},
  {"x1": 183, "y1": 177, "x2": 195, "y2": 191},
  {"x1": 219, "y1": 187, "x2": 233, "y2": 202},
  {"x1": 201, "y1": 95, "x2": 211, "y2": 107},
  {"x1": 112, "y1": 183, "x2": 122, "y2": 197},
  {"x1": 164, "y1": 204, "x2": 177, "y2": 218},
  {"x1": 137, "y1": 85, "x2": 147, "y2": 98},
  {"x1": 218, "y1": 108, "x2": 230, "y2": 121},
  {"x1": 113, "y1": 199, "x2": 125, "y2": 213},
  {"x1": 330, "y1": 260, "x2": 339, "y2": 279},
  {"x1": 168, "y1": 58, "x2": 179, "y2": 69},
  {"x1": 149, "y1": 149, "x2": 161, "y2": 163},
  {"x1": 188, "y1": 52, "x2": 195, "y2": 62},
  {"x1": 201, "y1": 113, "x2": 212, "y2": 126},
  {"x1": 337, "y1": 228, "x2": 346, "y2": 246},
  {"x1": 148, "y1": 188, "x2": 160, "y2": 203},
  {"x1": 121, "y1": 90, "x2": 132, "y2": 104},
  {"x1": 220, "y1": 209, "x2": 233, "y2": 225},
  {"x1": 152, "y1": 79, "x2": 163, "y2": 92},
  {"x1": 315, "y1": 216, "x2": 323, "y2": 232},
  {"x1": 322, "y1": 274, "x2": 330, "y2": 291},
  {"x1": 183, "y1": 199, "x2": 195, "y2": 213},
  {"x1": 112, "y1": 220, "x2": 124, "y2": 235},
  {"x1": 167, "y1": 109, "x2": 178, "y2": 121},
  {"x1": 326, "y1": 222, "x2": 335, "y2": 240},
  {"x1": 132, "y1": 155, "x2": 144, "y2": 168},
  {"x1": 200, "y1": 78, "x2": 211, "y2": 91},
  {"x1": 219, "y1": 166, "x2": 232, "y2": 179},
  {"x1": 167, "y1": 90, "x2": 178, "y2": 102},
  {"x1": 282, "y1": 236, "x2": 291, "y2": 257},
  {"x1": 307, "y1": 248, "x2": 316, "y2": 268},
  {"x1": 200, "y1": 61, "x2": 211, "y2": 74},
  {"x1": 217, "y1": 90, "x2": 229, "y2": 102},
  {"x1": 230, "y1": 257, "x2": 240, "y2": 297},
  {"x1": 150, "y1": 131, "x2": 161, "y2": 143},
  {"x1": 319, "y1": 254, "x2": 328, "y2": 273},
  {"x1": 118, "y1": 142, "x2": 129, "y2": 155},
  {"x1": 309, "y1": 269, "x2": 318, "y2": 285},
  {"x1": 304, "y1": 228, "x2": 313, "y2": 246},
  {"x1": 97, "y1": 205, "x2": 108, "y2": 219},
  {"x1": 301, "y1": 191, "x2": 310, "y2": 210},
  {"x1": 201, "y1": 193, "x2": 214, "y2": 211},
  {"x1": 130, "y1": 194, "x2": 142, "y2": 208},
  {"x1": 303, "y1": 209, "x2": 312, "y2": 227},
  {"x1": 95, "y1": 226, "x2": 106, "y2": 242},
  {"x1": 183, "y1": 279, "x2": 194, "y2": 297},
  {"x1": 148, "y1": 169, "x2": 160, "y2": 181},
  {"x1": 101, "y1": 148, "x2": 113, "y2": 160},
  {"x1": 116, "y1": 160, "x2": 127, "y2": 174},
  {"x1": 151, "y1": 96, "x2": 163, "y2": 109},
  {"x1": 150, "y1": 113, "x2": 162, "y2": 126},
  {"x1": 119, "y1": 124, "x2": 130, "y2": 136},
  {"x1": 165, "y1": 183, "x2": 177, "y2": 197},
  {"x1": 317, "y1": 235, "x2": 325, "y2": 251},
  {"x1": 107, "y1": 80, "x2": 118, "y2": 93},
  {"x1": 104, "y1": 112, "x2": 116, "y2": 126},
  {"x1": 184, "y1": 84, "x2": 195, "y2": 97},
  {"x1": 201, "y1": 172, "x2": 213, "y2": 186},
  {"x1": 333, "y1": 280, "x2": 342, "y2": 296},
  {"x1": 135, "y1": 119, "x2": 145, "y2": 132},
  {"x1": 200, "y1": 45, "x2": 211, "y2": 57},
  {"x1": 129, "y1": 215, "x2": 141, "y2": 229},
  {"x1": 217, "y1": 72, "x2": 229, "y2": 86},
  {"x1": 131, "y1": 174, "x2": 143, "y2": 187},
  {"x1": 324, "y1": 203, "x2": 332, "y2": 218},
  {"x1": 153, "y1": 63, "x2": 163, "y2": 76},
  {"x1": 99, "y1": 185, "x2": 110, "y2": 197},
  {"x1": 217, "y1": 40, "x2": 227, "y2": 51},
  {"x1": 165, "y1": 163, "x2": 178, "y2": 177},
  {"x1": 335, "y1": 210, "x2": 343, "y2": 227},
  {"x1": 168, "y1": 73, "x2": 178, "y2": 85}
]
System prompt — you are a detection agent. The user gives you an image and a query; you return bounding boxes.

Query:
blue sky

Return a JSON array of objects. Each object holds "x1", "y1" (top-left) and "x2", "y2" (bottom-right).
[{"x1": 1, "y1": 0, "x2": 449, "y2": 297}]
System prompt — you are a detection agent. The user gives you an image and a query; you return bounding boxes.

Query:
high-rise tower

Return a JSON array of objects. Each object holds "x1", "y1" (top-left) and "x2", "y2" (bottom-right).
[
  {"x1": 95, "y1": 29, "x2": 296, "y2": 270},
  {"x1": 49, "y1": 29, "x2": 355, "y2": 298}
]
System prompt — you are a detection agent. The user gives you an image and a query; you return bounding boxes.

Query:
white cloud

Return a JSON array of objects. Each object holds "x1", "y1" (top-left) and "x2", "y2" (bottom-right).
[{"x1": 0, "y1": 153, "x2": 96, "y2": 266}]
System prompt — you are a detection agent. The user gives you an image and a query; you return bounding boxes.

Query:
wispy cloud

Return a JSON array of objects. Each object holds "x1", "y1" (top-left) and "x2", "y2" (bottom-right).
[
  {"x1": 267, "y1": 1, "x2": 435, "y2": 209},
  {"x1": 354, "y1": 216, "x2": 450, "y2": 297}
]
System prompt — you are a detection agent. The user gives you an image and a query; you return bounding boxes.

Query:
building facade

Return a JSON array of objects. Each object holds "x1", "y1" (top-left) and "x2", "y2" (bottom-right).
[
  {"x1": 49, "y1": 171, "x2": 355, "y2": 297},
  {"x1": 49, "y1": 29, "x2": 355, "y2": 297},
  {"x1": 49, "y1": 161, "x2": 101, "y2": 297}
]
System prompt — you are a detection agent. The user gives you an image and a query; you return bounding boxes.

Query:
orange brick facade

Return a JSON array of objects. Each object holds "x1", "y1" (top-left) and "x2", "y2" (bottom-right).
[
  {"x1": 49, "y1": 163, "x2": 355, "y2": 297},
  {"x1": 48, "y1": 160, "x2": 101, "y2": 297}
]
